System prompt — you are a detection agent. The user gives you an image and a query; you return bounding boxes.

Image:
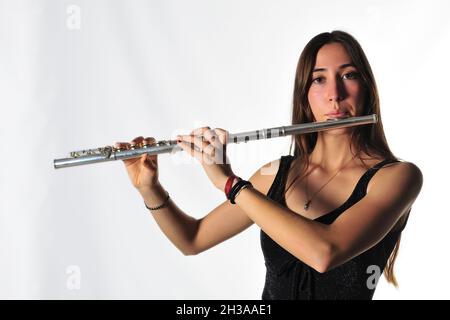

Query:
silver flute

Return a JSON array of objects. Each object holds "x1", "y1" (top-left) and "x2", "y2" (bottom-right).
[{"x1": 53, "y1": 114, "x2": 377, "y2": 169}]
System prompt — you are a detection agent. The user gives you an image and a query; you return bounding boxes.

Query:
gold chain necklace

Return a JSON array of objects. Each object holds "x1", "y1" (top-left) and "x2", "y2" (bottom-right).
[{"x1": 304, "y1": 155, "x2": 356, "y2": 211}]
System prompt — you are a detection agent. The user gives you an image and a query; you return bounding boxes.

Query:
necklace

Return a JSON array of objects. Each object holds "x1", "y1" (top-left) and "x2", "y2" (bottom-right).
[{"x1": 304, "y1": 155, "x2": 356, "y2": 211}]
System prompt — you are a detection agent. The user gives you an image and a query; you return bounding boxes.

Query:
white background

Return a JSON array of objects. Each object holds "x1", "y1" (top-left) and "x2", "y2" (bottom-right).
[{"x1": 0, "y1": 0, "x2": 448, "y2": 299}]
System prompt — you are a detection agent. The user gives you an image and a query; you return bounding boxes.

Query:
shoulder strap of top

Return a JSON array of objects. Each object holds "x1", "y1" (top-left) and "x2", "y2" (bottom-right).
[
  {"x1": 266, "y1": 155, "x2": 294, "y2": 197},
  {"x1": 355, "y1": 158, "x2": 401, "y2": 196}
]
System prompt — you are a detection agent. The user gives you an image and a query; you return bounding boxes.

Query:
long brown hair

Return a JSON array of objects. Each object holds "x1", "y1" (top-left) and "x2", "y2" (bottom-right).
[{"x1": 287, "y1": 30, "x2": 400, "y2": 286}]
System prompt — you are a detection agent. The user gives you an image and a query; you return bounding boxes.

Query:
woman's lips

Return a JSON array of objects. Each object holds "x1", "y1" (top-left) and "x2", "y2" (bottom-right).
[{"x1": 325, "y1": 112, "x2": 350, "y2": 119}]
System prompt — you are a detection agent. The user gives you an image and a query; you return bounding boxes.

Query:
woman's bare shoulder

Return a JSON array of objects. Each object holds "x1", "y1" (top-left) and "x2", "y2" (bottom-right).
[
  {"x1": 368, "y1": 159, "x2": 423, "y2": 195},
  {"x1": 380, "y1": 160, "x2": 421, "y2": 177}
]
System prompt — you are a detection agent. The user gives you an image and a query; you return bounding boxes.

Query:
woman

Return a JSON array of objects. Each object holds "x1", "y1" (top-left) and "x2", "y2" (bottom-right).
[{"x1": 116, "y1": 30, "x2": 423, "y2": 299}]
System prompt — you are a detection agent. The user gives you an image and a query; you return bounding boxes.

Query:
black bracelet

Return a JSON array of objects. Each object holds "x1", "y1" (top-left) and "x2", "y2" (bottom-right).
[
  {"x1": 227, "y1": 179, "x2": 245, "y2": 202},
  {"x1": 228, "y1": 179, "x2": 253, "y2": 204},
  {"x1": 144, "y1": 191, "x2": 170, "y2": 211}
]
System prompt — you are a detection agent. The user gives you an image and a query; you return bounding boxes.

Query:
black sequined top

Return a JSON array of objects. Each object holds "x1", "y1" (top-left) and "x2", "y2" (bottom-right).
[{"x1": 261, "y1": 155, "x2": 408, "y2": 300}]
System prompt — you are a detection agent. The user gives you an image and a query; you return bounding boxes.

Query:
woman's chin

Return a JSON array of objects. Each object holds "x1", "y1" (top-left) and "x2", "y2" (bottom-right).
[{"x1": 321, "y1": 127, "x2": 353, "y2": 136}]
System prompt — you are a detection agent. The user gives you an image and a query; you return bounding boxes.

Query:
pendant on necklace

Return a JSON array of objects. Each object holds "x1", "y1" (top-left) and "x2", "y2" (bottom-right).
[{"x1": 304, "y1": 200, "x2": 311, "y2": 211}]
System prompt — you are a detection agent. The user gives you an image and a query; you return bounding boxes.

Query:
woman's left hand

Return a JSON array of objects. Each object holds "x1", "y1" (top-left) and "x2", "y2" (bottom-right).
[{"x1": 177, "y1": 127, "x2": 235, "y2": 191}]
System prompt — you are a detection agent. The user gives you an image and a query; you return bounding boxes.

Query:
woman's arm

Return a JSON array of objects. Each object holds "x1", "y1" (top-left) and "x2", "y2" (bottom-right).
[
  {"x1": 234, "y1": 161, "x2": 423, "y2": 273},
  {"x1": 142, "y1": 160, "x2": 279, "y2": 255}
]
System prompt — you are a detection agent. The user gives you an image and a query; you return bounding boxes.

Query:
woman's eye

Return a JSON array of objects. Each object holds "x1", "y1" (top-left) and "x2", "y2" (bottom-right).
[
  {"x1": 342, "y1": 72, "x2": 359, "y2": 80},
  {"x1": 312, "y1": 77, "x2": 325, "y2": 84},
  {"x1": 312, "y1": 72, "x2": 359, "y2": 84}
]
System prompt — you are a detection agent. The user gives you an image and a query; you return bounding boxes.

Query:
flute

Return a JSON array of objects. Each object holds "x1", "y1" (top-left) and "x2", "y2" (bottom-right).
[{"x1": 53, "y1": 114, "x2": 377, "y2": 169}]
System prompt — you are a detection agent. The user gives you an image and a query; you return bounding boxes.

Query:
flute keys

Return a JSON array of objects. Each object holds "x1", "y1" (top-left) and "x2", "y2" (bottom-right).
[
  {"x1": 157, "y1": 140, "x2": 174, "y2": 146},
  {"x1": 70, "y1": 147, "x2": 112, "y2": 158},
  {"x1": 113, "y1": 146, "x2": 126, "y2": 153},
  {"x1": 130, "y1": 142, "x2": 145, "y2": 150}
]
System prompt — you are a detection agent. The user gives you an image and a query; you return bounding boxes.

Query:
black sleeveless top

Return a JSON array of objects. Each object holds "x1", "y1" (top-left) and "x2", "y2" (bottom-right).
[{"x1": 261, "y1": 156, "x2": 409, "y2": 300}]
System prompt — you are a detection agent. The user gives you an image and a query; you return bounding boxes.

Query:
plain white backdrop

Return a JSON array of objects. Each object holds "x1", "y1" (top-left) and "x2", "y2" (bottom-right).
[{"x1": 0, "y1": 0, "x2": 448, "y2": 299}]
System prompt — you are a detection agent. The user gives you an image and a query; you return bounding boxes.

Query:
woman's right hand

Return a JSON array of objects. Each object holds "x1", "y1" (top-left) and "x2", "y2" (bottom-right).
[{"x1": 115, "y1": 136, "x2": 159, "y2": 193}]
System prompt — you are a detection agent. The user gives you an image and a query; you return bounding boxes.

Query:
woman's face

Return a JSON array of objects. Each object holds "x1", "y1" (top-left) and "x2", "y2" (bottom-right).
[{"x1": 307, "y1": 42, "x2": 365, "y2": 123}]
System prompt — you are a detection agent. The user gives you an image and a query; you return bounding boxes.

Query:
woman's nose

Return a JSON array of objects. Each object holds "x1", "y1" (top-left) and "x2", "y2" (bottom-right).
[{"x1": 327, "y1": 79, "x2": 345, "y2": 102}]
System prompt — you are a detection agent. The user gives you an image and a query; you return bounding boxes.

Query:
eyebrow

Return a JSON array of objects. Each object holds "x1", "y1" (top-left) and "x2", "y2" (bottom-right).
[{"x1": 312, "y1": 63, "x2": 356, "y2": 73}]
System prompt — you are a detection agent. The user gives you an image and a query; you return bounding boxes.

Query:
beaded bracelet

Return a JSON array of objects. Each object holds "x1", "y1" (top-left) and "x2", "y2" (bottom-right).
[{"x1": 144, "y1": 191, "x2": 170, "y2": 211}]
